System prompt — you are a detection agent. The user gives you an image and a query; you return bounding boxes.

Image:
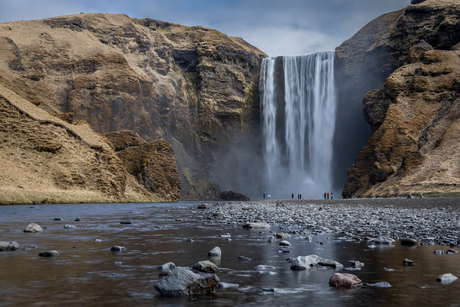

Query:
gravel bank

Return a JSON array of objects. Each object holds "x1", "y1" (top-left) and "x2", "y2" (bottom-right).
[{"x1": 198, "y1": 197, "x2": 460, "y2": 247}]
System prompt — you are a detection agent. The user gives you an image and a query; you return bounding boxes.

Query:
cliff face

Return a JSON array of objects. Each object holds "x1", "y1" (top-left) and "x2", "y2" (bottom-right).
[
  {"x1": 0, "y1": 13, "x2": 266, "y2": 200},
  {"x1": 0, "y1": 70, "x2": 179, "y2": 204},
  {"x1": 339, "y1": 0, "x2": 460, "y2": 197}
]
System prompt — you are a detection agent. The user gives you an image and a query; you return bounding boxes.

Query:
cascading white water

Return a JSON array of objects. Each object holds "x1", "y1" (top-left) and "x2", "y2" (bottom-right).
[{"x1": 260, "y1": 52, "x2": 336, "y2": 199}]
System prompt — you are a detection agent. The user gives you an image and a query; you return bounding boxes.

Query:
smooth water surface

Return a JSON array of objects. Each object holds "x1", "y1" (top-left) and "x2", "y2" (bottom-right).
[{"x1": 1, "y1": 202, "x2": 460, "y2": 306}]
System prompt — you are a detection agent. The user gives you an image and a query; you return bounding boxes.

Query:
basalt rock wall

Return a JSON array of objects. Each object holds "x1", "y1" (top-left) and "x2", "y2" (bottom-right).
[
  {"x1": 0, "y1": 13, "x2": 266, "y2": 200},
  {"x1": 337, "y1": 0, "x2": 460, "y2": 197}
]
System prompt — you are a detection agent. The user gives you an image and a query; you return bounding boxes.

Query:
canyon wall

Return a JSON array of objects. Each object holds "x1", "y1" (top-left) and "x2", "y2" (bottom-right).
[
  {"x1": 337, "y1": 0, "x2": 460, "y2": 197},
  {"x1": 0, "y1": 13, "x2": 266, "y2": 200}
]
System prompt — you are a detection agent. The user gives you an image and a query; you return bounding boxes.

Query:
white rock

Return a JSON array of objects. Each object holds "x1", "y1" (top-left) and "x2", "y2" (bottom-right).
[
  {"x1": 242, "y1": 222, "x2": 271, "y2": 229},
  {"x1": 437, "y1": 273, "x2": 457, "y2": 284},
  {"x1": 207, "y1": 246, "x2": 222, "y2": 256},
  {"x1": 24, "y1": 223, "x2": 43, "y2": 233},
  {"x1": 0, "y1": 241, "x2": 20, "y2": 251},
  {"x1": 290, "y1": 255, "x2": 343, "y2": 270},
  {"x1": 193, "y1": 260, "x2": 219, "y2": 273}
]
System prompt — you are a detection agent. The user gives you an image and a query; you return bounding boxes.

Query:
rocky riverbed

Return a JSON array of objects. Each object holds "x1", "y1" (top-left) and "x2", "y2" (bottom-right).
[{"x1": 199, "y1": 197, "x2": 460, "y2": 247}]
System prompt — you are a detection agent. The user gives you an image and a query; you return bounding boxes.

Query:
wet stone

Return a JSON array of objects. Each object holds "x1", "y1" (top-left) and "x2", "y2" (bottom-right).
[
  {"x1": 39, "y1": 250, "x2": 59, "y2": 257},
  {"x1": 110, "y1": 246, "x2": 126, "y2": 252},
  {"x1": 120, "y1": 218, "x2": 132, "y2": 224},
  {"x1": 402, "y1": 258, "x2": 415, "y2": 266},
  {"x1": 207, "y1": 246, "x2": 221, "y2": 256},
  {"x1": 0, "y1": 241, "x2": 20, "y2": 251}
]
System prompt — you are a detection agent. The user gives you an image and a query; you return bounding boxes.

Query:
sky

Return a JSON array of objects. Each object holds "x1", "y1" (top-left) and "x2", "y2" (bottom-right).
[{"x1": 0, "y1": 0, "x2": 409, "y2": 56}]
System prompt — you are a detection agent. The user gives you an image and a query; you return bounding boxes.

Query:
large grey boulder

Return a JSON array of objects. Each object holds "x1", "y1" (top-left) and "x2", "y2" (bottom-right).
[
  {"x1": 193, "y1": 260, "x2": 219, "y2": 273},
  {"x1": 290, "y1": 255, "x2": 343, "y2": 270},
  {"x1": 24, "y1": 223, "x2": 43, "y2": 233},
  {"x1": 154, "y1": 267, "x2": 219, "y2": 296},
  {"x1": 0, "y1": 241, "x2": 20, "y2": 251}
]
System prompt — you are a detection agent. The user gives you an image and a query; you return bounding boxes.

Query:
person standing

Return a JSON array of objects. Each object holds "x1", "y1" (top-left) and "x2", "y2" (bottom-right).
[
  {"x1": 324, "y1": 192, "x2": 326, "y2": 199},
  {"x1": 331, "y1": 192, "x2": 333, "y2": 200},
  {"x1": 327, "y1": 192, "x2": 330, "y2": 199},
  {"x1": 292, "y1": 193, "x2": 294, "y2": 199},
  {"x1": 263, "y1": 193, "x2": 265, "y2": 200}
]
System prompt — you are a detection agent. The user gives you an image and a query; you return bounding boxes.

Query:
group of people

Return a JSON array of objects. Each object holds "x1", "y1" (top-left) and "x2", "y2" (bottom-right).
[
  {"x1": 324, "y1": 192, "x2": 333, "y2": 199},
  {"x1": 291, "y1": 193, "x2": 302, "y2": 199}
]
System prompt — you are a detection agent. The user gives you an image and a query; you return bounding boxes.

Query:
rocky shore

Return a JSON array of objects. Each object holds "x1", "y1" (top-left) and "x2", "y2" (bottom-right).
[{"x1": 198, "y1": 197, "x2": 460, "y2": 248}]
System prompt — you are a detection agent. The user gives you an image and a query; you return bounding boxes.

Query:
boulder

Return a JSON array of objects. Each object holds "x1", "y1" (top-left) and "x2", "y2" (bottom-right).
[
  {"x1": 24, "y1": 223, "x2": 43, "y2": 233},
  {"x1": 276, "y1": 233, "x2": 290, "y2": 239},
  {"x1": 0, "y1": 241, "x2": 20, "y2": 251},
  {"x1": 110, "y1": 246, "x2": 126, "y2": 252},
  {"x1": 329, "y1": 273, "x2": 363, "y2": 288},
  {"x1": 193, "y1": 260, "x2": 219, "y2": 273},
  {"x1": 243, "y1": 222, "x2": 271, "y2": 229},
  {"x1": 120, "y1": 218, "x2": 132, "y2": 224},
  {"x1": 220, "y1": 190, "x2": 249, "y2": 201},
  {"x1": 290, "y1": 255, "x2": 343, "y2": 270},
  {"x1": 279, "y1": 240, "x2": 291, "y2": 246},
  {"x1": 157, "y1": 262, "x2": 176, "y2": 270},
  {"x1": 154, "y1": 267, "x2": 219, "y2": 296},
  {"x1": 436, "y1": 273, "x2": 457, "y2": 284},
  {"x1": 64, "y1": 224, "x2": 76, "y2": 229},
  {"x1": 207, "y1": 246, "x2": 222, "y2": 256},
  {"x1": 402, "y1": 258, "x2": 415, "y2": 266},
  {"x1": 39, "y1": 250, "x2": 59, "y2": 257}
]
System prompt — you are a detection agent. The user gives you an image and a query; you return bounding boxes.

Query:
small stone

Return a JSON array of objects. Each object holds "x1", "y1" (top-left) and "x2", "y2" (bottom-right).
[
  {"x1": 157, "y1": 262, "x2": 176, "y2": 270},
  {"x1": 434, "y1": 250, "x2": 444, "y2": 255},
  {"x1": 367, "y1": 281, "x2": 392, "y2": 288},
  {"x1": 198, "y1": 204, "x2": 208, "y2": 209},
  {"x1": 64, "y1": 224, "x2": 76, "y2": 229},
  {"x1": 254, "y1": 265, "x2": 276, "y2": 270},
  {"x1": 207, "y1": 246, "x2": 222, "y2": 256},
  {"x1": 94, "y1": 239, "x2": 102, "y2": 242},
  {"x1": 243, "y1": 222, "x2": 271, "y2": 229},
  {"x1": 279, "y1": 240, "x2": 291, "y2": 246},
  {"x1": 437, "y1": 273, "x2": 457, "y2": 283},
  {"x1": 219, "y1": 234, "x2": 231, "y2": 238},
  {"x1": 447, "y1": 249, "x2": 458, "y2": 254},
  {"x1": 75, "y1": 218, "x2": 80, "y2": 221},
  {"x1": 401, "y1": 238, "x2": 418, "y2": 246},
  {"x1": 218, "y1": 282, "x2": 239, "y2": 289},
  {"x1": 110, "y1": 246, "x2": 126, "y2": 252},
  {"x1": 54, "y1": 217, "x2": 63, "y2": 221},
  {"x1": 402, "y1": 258, "x2": 415, "y2": 266},
  {"x1": 329, "y1": 273, "x2": 363, "y2": 288},
  {"x1": 276, "y1": 233, "x2": 290, "y2": 239},
  {"x1": 154, "y1": 267, "x2": 219, "y2": 296},
  {"x1": 24, "y1": 223, "x2": 43, "y2": 233},
  {"x1": 120, "y1": 218, "x2": 132, "y2": 224},
  {"x1": 39, "y1": 250, "x2": 59, "y2": 257},
  {"x1": 238, "y1": 256, "x2": 251, "y2": 261}
]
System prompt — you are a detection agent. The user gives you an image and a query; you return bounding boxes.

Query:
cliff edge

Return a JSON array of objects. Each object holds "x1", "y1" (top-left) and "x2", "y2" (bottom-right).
[{"x1": 339, "y1": 0, "x2": 460, "y2": 197}]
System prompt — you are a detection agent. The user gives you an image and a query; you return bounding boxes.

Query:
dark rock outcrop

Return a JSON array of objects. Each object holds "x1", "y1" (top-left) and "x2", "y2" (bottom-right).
[
  {"x1": 220, "y1": 190, "x2": 249, "y2": 201},
  {"x1": 338, "y1": 0, "x2": 460, "y2": 198}
]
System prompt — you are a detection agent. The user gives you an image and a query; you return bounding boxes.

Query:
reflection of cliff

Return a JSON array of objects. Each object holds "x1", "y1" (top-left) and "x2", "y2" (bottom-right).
[
  {"x1": 337, "y1": 0, "x2": 460, "y2": 197},
  {"x1": 0, "y1": 13, "x2": 266, "y2": 200}
]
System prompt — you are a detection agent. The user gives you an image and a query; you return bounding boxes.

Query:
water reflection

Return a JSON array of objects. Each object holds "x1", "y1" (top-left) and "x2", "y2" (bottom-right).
[{"x1": 0, "y1": 202, "x2": 459, "y2": 306}]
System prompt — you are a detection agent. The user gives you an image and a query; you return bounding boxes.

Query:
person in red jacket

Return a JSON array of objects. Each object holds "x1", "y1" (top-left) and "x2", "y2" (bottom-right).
[{"x1": 327, "y1": 192, "x2": 330, "y2": 199}]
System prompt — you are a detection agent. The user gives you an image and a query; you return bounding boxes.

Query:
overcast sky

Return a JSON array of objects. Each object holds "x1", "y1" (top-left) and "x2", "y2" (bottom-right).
[{"x1": 0, "y1": 0, "x2": 409, "y2": 56}]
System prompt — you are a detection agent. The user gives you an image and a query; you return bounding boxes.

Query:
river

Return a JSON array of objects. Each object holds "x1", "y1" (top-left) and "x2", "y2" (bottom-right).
[{"x1": 1, "y1": 201, "x2": 459, "y2": 306}]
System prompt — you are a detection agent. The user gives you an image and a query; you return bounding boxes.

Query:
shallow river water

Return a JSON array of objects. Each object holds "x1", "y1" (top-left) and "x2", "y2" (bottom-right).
[{"x1": 1, "y1": 202, "x2": 460, "y2": 306}]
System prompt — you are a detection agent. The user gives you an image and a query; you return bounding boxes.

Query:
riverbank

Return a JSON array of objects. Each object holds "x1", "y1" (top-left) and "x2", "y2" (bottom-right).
[{"x1": 199, "y1": 197, "x2": 460, "y2": 247}]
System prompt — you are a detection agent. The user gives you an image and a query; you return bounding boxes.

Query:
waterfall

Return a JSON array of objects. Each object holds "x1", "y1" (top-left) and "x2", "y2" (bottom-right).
[{"x1": 260, "y1": 52, "x2": 337, "y2": 199}]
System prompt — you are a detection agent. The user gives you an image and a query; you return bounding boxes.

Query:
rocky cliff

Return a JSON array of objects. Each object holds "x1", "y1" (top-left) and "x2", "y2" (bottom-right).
[
  {"x1": 0, "y1": 69, "x2": 179, "y2": 204},
  {"x1": 339, "y1": 0, "x2": 460, "y2": 197},
  {"x1": 0, "y1": 13, "x2": 266, "y2": 200}
]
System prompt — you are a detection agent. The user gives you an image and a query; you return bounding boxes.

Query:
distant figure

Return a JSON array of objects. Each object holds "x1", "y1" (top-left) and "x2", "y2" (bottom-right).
[
  {"x1": 327, "y1": 192, "x2": 330, "y2": 199},
  {"x1": 331, "y1": 192, "x2": 333, "y2": 200},
  {"x1": 292, "y1": 193, "x2": 294, "y2": 199},
  {"x1": 324, "y1": 192, "x2": 326, "y2": 199},
  {"x1": 263, "y1": 193, "x2": 265, "y2": 200},
  {"x1": 268, "y1": 194, "x2": 271, "y2": 200},
  {"x1": 299, "y1": 194, "x2": 302, "y2": 200}
]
